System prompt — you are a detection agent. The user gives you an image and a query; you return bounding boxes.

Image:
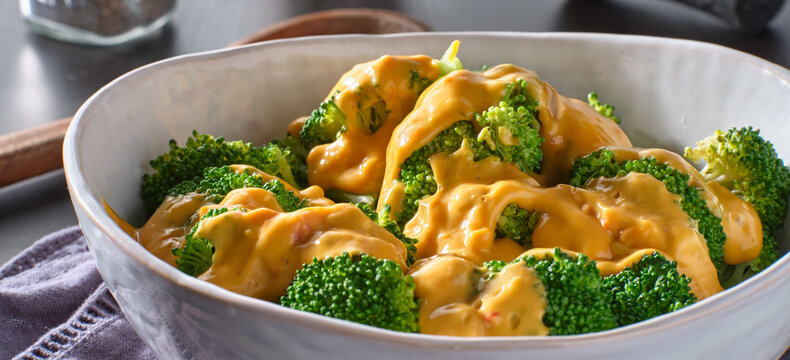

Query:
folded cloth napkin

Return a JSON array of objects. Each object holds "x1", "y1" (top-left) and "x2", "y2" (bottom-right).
[{"x1": 1, "y1": 226, "x2": 155, "y2": 360}]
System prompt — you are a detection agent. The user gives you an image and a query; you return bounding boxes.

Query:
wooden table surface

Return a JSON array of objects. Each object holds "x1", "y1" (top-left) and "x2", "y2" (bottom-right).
[{"x1": 2, "y1": 0, "x2": 790, "y2": 357}]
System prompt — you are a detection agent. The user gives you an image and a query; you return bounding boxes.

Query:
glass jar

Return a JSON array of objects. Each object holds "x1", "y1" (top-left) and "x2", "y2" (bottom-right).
[{"x1": 19, "y1": 0, "x2": 176, "y2": 46}]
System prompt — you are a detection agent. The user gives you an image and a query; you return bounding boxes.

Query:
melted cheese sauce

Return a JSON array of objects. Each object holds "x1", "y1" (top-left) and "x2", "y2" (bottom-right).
[
  {"x1": 380, "y1": 64, "x2": 631, "y2": 213},
  {"x1": 298, "y1": 55, "x2": 440, "y2": 195},
  {"x1": 410, "y1": 255, "x2": 548, "y2": 336},
  {"x1": 195, "y1": 201, "x2": 407, "y2": 301},
  {"x1": 403, "y1": 145, "x2": 753, "y2": 299},
  {"x1": 602, "y1": 147, "x2": 763, "y2": 264}
]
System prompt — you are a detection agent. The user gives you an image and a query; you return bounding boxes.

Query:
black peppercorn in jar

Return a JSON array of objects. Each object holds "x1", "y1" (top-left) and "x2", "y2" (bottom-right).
[{"x1": 19, "y1": 0, "x2": 176, "y2": 46}]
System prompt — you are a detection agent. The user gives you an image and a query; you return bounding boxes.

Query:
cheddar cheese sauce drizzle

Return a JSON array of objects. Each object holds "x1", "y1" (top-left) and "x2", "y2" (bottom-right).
[
  {"x1": 293, "y1": 54, "x2": 441, "y2": 196},
  {"x1": 379, "y1": 64, "x2": 632, "y2": 216}
]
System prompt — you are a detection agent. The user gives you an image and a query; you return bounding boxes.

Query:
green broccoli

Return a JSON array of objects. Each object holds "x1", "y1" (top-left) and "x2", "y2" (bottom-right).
[
  {"x1": 262, "y1": 179, "x2": 307, "y2": 212},
  {"x1": 476, "y1": 79, "x2": 544, "y2": 173},
  {"x1": 355, "y1": 203, "x2": 418, "y2": 266},
  {"x1": 300, "y1": 94, "x2": 347, "y2": 149},
  {"x1": 495, "y1": 203, "x2": 541, "y2": 248},
  {"x1": 396, "y1": 121, "x2": 484, "y2": 225},
  {"x1": 167, "y1": 166, "x2": 266, "y2": 203},
  {"x1": 141, "y1": 131, "x2": 306, "y2": 213},
  {"x1": 394, "y1": 79, "x2": 544, "y2": 226},
  {"x1": 685, "y1": 127, "x2": 790, "y2": 285},
  {"x1": 587, "y1": 92, "x2": 621, "y2": 124},
  {"x1": 171, "y1": 207, "x2": 233, "y2": 277},
  {"x1": 511, "y1": 248, "x2": 617, "y2": 335},
  {"x1": 281, "y1": 252, "x2": 419, "y2": 333},
  {"x1": 408, "y1": 70, "x2": 433, "y2": 94},
  {"x1": 602, "y1": 252, "x2": 696, "y2": 326},
  {"x1": 569, "y1": 148, "x2": 727, "y2": 274},
  {"x1": 685, "y1": 127, "x2": 790, "y2": 232}
]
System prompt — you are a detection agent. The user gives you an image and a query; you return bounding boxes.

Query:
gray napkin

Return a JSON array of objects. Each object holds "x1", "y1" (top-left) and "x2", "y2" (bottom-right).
[{"x1": 0, "y1": 226, "x2": 155, "y2": 360}]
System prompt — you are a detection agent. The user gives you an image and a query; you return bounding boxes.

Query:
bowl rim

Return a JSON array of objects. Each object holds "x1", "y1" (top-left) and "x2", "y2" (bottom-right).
[{"x1": 63, "y1": 31, "x2": 790, "y2": 348}]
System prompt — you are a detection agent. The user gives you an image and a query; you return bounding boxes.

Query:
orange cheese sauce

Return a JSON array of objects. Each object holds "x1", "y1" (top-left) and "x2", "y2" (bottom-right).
[
  {"x1": 380, "y1": 64, "x2": 631, "y2": 213},
  {"x1": 296, "y1": 54, "x2": 441, "y2": 196},
  {"x1": 603, "y1": 147, "x2": 763, "y2": 265},
  {"x1": 404, "y1": 145, "x2": 740, "y2": 299},
  {"x1": 410, "y1": 255, "x2": 548, "y2": 336},
  {"x1": 194, "y1": 201, "x2": 407, "y2": 301}
]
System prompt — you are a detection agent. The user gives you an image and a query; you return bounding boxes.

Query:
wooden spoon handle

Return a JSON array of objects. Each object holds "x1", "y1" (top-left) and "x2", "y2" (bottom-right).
[
  {"x1": 0, "y1": 118, "x2": 71, "y2": 187},
  {"x1": 0, "y1": 8, "x2": 428, "y2": 188}
]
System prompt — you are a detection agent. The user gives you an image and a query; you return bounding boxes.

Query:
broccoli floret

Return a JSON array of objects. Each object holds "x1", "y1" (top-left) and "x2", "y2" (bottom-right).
[
  {"x1": 602, "y1": 252, "x2": 696, "y2": 326},
  {"x1": 355, "y1": 203, "x2": 418, "y2": 266},
  {"x1": 587, "y1": 92, "x2": 621, "y2": 124},
  {"x1": 570, "y1": 149, "x2": 727, "y2": 274},
  {"x1": 482, "y1": 259, "x2": 508, "y2": 273},
  {"x1": 262, "y1": 179, "x2": 307, "y2": 212},
  {"x1": 685, "y1": 127, "x2": 789, "y2": 285},
  {"x1": 168, "y1": 166, "x2": 265, "y2": 203},
  {"x1": 300, "y1": 95, "x2": 347, "y2": 149},
  {"x1": 408, "y1": 70, "x2": 433, "y2": 94},
  {"x1": 476, "y1": 79, "x2": 544, "y2": 173},
  {"x1": 281, "y1": 252, "x2": 419, "y2": 332},
  {"x1": 496, "y1": 203, "x2": 541, "y2": 248},
  {"x1": 141, "y1": 131, "x2": 305, "y2": 213},
  {"x1": 397, "y1": 121, "x2": 487, "y2": 225},
  {"x1": 395, "y1": 80, "x2": 544, "y2": 226},
  {"x1": 685, "y1": 127, "x2": 790, "y2": 232},
  {"x1": 271, "y1": 134, "x2": 309, "y2": 184},
  {"x1": 171, "y1": 207, "x2": 231, "y2": 277},
  {"x1": 300, "y1": 93, "x2": 389, "y2": 149},
  {"x1": 513, "y1": 248, "x2": 617, "y2": 335}
]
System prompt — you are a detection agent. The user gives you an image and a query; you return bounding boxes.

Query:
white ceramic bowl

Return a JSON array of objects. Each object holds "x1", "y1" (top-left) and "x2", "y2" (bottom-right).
[{"x1": 64, "y1": 32, "x2": 790, "y2": 360}]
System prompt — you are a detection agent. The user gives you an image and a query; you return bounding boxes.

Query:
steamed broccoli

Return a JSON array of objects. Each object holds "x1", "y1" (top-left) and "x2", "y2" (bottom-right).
[
  {"x1": 476, "y1": 79, "x2": 544, "y2": 173},
  {"x1": 281, "y1": 252, "x2": 419, "y2": 333},
  {"x1": 167, "y1": 166, "x2": 265, "y2": 203},
  {"x1": 408, "y1": 70, "x2": 433, "y2": 94},
  {"x1": 355, "y1": 203, "x2": 418, "y2": 266},
  {"x1": 587, "y1": 92, "x2": 621, "y2": 124},
  {"x1": 570, "y1": 149, "x2": 727, "y2": 274},
  {"x1": 141, "y1": 131, "x2": 306, "y2": 213},
  {"x1": 395, "y1": 79, "x2": 544, "y2": 226},
  {"x1": 495, "y1": 203, "x2": 541, "y2": 248},
  {"x1": 685, "y1": 127, "x2": 790, "y2": 284},
  {"x1": 171, "y1": 207, "x2": 232, "y2": 277},
  {"x1": 602, "y1": 252, "x2": 696, "y2": 326},
  {"x1": 262, "y1": 179, "x2": 307, "y2": 212},
  {"x1": 510, "y1": 248, "x2": 617, "y2": 335},
  {"x1": 396, "y1": 121, "x2": 485, "y2": 225},
  {"x1": 685, "y1": 127, "x2": 790, "y2": 232},
  {"x1": 300, "y1": 94, "x2": 348, "y2": 149}
]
